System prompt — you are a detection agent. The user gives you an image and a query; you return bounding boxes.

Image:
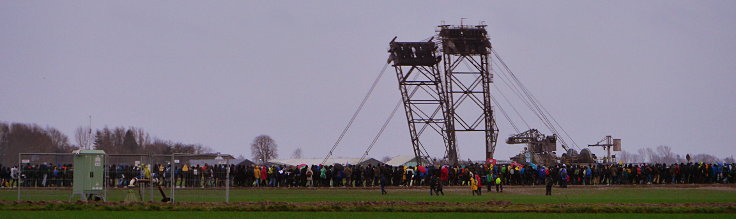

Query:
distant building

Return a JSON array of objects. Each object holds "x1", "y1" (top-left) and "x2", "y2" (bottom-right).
[
  {"x1": 384, "y1": 155, "x2": 429, "y2": 167},
  {"x1": 236, "y1": 159, "x2": 255, "y2": 166},
  {"x1": 186, "y1": 154, "x2": 237, "y2": 166},
  {"x1": 188, "y1": 159, "x2": 233, "y2": 166}
]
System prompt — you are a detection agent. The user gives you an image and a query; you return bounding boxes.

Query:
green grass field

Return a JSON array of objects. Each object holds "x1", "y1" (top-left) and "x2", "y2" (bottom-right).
[
  {"x1": 2, "y1": 185, "x2": 736, "y2": 218},
  {"x1": 3, "y1": 185, "x2": 736, "y2": 203},
  {"x1": 1, "y1": 211, "x2": 735, "y2": 219}
]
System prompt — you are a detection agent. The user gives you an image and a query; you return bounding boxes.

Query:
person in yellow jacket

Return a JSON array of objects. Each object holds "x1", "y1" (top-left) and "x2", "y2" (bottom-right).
[
  {"x1": 402, "y1": 166, "x2": 407, "y2": 185},
  {"x1": 144, "y1": 164, "x2": 152, "y2": 180},
  {"x1": 495, "y1": 175, "x2": 503, "y2": 192},
  {"x1": 470, "y1": 173, "x2": 478, "y2": 196},
  {"x1": 181, "y1": 164, "x2": 189, "y2": 188},
  {"x1": 254, "y1": 166, "x2": 261, "y2": 186}
]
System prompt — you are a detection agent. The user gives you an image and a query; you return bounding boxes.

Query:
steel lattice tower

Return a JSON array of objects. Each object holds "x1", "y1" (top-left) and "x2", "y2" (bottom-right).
[
  {"x1": 438, "y1": 24, "x2": 499, "y2": 160},
  {"x1": 388, "y1": 38, "x2": 455, "y2": 166}
]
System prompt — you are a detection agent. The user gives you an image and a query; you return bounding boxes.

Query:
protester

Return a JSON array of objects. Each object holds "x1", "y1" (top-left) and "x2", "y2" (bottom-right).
[
  {"x1": 469, "y1": 172, "x2": 479, "y2": 196},
  {"x1": 545, "y1": 173, "x2": 553, "y2": 196},
  {"x1": 474, "y1": 173, "x2": 482, "y2": 196},
  {"x1": 8, "y1": 160, "x2": 736, "y2": 193},
  {"x1": 495, "y1": 174, "x2": 503, "y2": 192},
  {"x1": 379, "y1": 164, "x2": 388, "y2": 195},
  {"x1": 559, "y1": 164, "x2": 568, "y2": 188}
]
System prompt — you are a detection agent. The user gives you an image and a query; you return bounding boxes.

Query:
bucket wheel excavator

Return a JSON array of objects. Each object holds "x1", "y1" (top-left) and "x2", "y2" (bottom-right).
[{"x1": 507, "y1": 129, "x2": 597, "y2": 165}]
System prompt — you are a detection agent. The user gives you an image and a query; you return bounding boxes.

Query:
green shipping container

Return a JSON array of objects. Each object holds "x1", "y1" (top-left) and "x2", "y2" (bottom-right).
[{"x1": 72, "y1": 150, "x2": 105, "y2": 201}]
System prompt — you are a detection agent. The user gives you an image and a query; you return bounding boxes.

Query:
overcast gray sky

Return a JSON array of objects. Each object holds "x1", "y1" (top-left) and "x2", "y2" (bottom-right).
[{"x1": 2, "y1": 1, "x2": 735, "y2": 161}]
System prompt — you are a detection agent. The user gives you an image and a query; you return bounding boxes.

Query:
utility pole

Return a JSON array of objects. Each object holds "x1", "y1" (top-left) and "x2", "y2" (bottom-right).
[
  {"x1": 588, "y1": 136, "x2": 621, "y2": 163},
  {"x1": 88, "y1": 115, "x2": 92, "y2": 150}
]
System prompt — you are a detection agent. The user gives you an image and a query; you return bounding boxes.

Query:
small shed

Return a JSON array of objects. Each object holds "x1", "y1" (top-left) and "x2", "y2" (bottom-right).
[
  {"x1": 72, "y1": 150, "x2": 106, "y2": 201},
  {"x1": 236, "y1": 159, "x2": 255, "y2": 166}
]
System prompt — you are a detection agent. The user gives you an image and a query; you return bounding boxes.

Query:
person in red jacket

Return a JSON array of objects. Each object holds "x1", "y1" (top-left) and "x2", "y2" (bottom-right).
[
  {"x1": 260, "y1": 166, "x2": 267, "y2": 186},
  {"x1": 474, "y1": 173, "x2": 482, "y2": 196},
  {"x1": 440, "y1": 166, "x2": 449, "y2": 186}
]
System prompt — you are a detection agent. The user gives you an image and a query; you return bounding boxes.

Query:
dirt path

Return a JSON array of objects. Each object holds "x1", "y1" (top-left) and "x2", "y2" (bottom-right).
[{"x1": 3, "y1": 200, "x2": 736, "y2": 213}]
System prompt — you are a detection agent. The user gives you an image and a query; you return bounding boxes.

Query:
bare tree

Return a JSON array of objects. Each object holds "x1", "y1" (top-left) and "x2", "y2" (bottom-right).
[
  {"x1": 635, "y1": 148, "x2": 648, "y2": 163},
  {"x1": 194, "y1": 145, "x2": 212, "y2": 154},
  {"x1": 0, "y1": 123, "x2": 7, "y2": 143},
  {"x1": 625, "y1": 146, "x2": 678, "y2": 164},
  {"x1": 75, "y1": 126, "x2": 92, "y2": 149},
  {"x1": 133, "y1": 127, "x2": 150, "y2": 148},
  {"x1": 47, "y1": 127, "x2": 69, "y2": 148},
  {"x1": 676, "y1": 154, "x2": 687, "y2": 163},
  {"x1": 623, "y1": 145, "x2": 723, "y2": 164},
  {"x1": 291, "y1": 148, "x2": 302, "y2": 159},
  {"x1": 692, "y1": 154, "x2": 722, "y2": 163},
  {"x1": 0, "y1": 122, "x2": 76, "y2": 166},
  {"x1": 0, "y1": 123, "x2": 7, "y2": 161},
  {"x1": 655, "y1": 145, "x2": 677, "y2": 164},
  {"x1": 617, "y1": 150, "x2": 633, "y2": 163},
  {"x1": 644, "y1": 147, "x2": 661, "y2": 163},
  {"x1": 251, "y1": 135, "x2": 278, "y2": 164},
  {"x1": 724, "y1": 156, "x2": 735, "y2": 164}
]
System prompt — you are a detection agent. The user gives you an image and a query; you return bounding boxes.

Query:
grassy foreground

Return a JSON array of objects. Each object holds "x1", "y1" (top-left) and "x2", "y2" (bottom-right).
[
  {"x1": 3, "y1": 185, "x2": 736, "y2": 204},
  {"x1": 1, "y1": 185, "x2": 735, "y2": 218},
  {"x1": 0, "y1": 211, "x2": 734, "y2": 219}
]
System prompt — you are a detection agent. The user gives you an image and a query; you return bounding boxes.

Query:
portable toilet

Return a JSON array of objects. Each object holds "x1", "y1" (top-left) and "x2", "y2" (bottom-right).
[{"x1": 71, "y1": 150, "x2": 106, "y2": 201}]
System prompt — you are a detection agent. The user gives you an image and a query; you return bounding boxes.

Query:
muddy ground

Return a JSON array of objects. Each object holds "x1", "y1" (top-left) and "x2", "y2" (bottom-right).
[{"x1": 2, "y1": 199, "x2": 736, "y2": 213}]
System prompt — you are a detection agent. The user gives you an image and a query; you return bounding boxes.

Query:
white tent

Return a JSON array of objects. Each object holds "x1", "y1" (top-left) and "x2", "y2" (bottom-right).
[
  {"x1": 385, "y1": 155, "x2": 427, "y2": 167},
  {"x1": 266, "y1": 158, "x2": 382, "y2": 166}
]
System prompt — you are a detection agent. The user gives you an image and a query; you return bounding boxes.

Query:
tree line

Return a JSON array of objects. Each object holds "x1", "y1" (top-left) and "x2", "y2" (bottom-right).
[
  {"x1": 91, "y1": 126, "x2": 210, "y2": 155},
  {"x1": 0, "y1": 121, "x2": 211, "y2": 166},
  {"x1": 0, "y1": 122, "x2": 76, "y2": 166},
  {"x1": 617, "y1": 145, "x2": 734, "y2": 164}
]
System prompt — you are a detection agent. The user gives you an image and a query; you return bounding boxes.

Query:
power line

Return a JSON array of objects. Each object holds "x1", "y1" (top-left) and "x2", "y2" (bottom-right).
[
  {"x1": 492, "y1": 81, "x2": 530, "y2": 129},
  {"x1": 492, "y1": 48, "x2": 581, "y2": 150},
  {"x1": 358, "y1": 75, "x2": 424, "y2": 163},
  {"x1": 491, "y1": 94, "x2": 520, "y2": 133},
  {"x1": 493, "y1": 61, "x2": 553, "y2": 133},
  {"x1": 322, "y1": 63, "x2": 390, "y2": 164},
  {"x1": 493, "y1": 52, "x2": 566, "y2": 147},
  {"x1": 358, "y1": 98, "x2": 402, "y2": 163}
]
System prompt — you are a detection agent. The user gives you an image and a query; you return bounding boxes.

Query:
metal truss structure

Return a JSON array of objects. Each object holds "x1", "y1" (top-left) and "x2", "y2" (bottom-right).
[
  {"x1": 438, "y1": 25, "x2": 498, "y2": 160},
  {"x1": 388, "y1": 38, "x2": 455, "y2": 165},
  {"x1": 388, "y1": 24, "x2": 499, "y2": 165}
]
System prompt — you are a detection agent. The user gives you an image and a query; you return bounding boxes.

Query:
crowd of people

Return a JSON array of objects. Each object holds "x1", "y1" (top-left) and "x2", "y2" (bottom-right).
[
  {"x1": 2, "y1": 162, "x2": 736, "y2": 191},
  {"x1": 0, "y1": 163, "x2": 71, "y2": 188}
]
